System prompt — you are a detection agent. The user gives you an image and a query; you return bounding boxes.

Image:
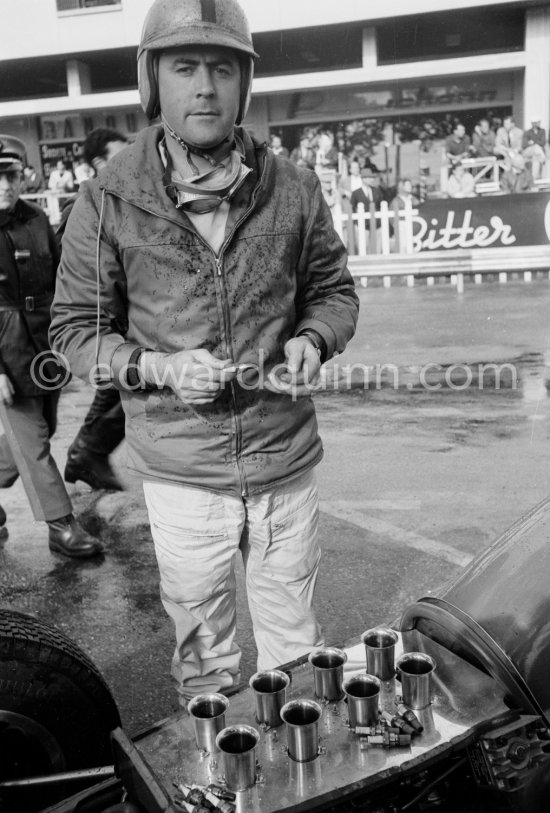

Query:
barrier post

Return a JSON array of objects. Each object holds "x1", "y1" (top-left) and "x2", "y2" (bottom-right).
[
  {"x1": 379, "y1": 201, "x2": 391, "y2": 255},
  {"x1": 368, "y1": 201, "x2": 378, "y2": 255},
  {"x1": 356, "y1": 203, "x2": 368, "y2": 256},
  {"x1": 392, "y1": 199, "x2": 401, "y2": 253},
  {"x1": 341, "y1": 198, "x2": 356, "y2": 256}
]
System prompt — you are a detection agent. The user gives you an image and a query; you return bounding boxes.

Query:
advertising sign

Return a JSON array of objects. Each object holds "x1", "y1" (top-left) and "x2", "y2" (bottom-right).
[
  {"x1": 413, "y1": 193, "x2": 550, "y2": 252},
  {"x1": 39, "y1": 141, "x2": 84, "y2": 182}
]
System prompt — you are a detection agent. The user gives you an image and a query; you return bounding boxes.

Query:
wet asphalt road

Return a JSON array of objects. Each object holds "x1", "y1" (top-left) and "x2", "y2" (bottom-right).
[{"x1": 2, "y1": 278, "x2": 550, "y2": 735}]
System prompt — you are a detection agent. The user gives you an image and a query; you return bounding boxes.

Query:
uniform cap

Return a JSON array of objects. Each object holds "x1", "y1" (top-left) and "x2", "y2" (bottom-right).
[{"x1": 0, "y1": 135, "x2": 26, "y2": 171}]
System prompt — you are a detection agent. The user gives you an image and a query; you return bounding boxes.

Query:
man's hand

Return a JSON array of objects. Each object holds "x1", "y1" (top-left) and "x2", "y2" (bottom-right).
[
  {"x1": 264, "y1": 336, "x2": 322, "y2": 397},
  {"x1": 140, "y1": 348, "x2": 238, "y2": 405},
  {"x1": 0, "y1": 374, "x2": 14, "y2": 406}
]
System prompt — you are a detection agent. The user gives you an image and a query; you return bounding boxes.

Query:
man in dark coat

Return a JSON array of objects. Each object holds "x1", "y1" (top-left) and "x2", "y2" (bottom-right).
[
  {"x1": 0, "y1": 134, "x2": 103, "y2": 558},
  {"x1": 57, "y1": 128, "x2": 128, "y2": 491},
  {"x1": 350, "y1": 167, "x2": 384, "y2": 211}
]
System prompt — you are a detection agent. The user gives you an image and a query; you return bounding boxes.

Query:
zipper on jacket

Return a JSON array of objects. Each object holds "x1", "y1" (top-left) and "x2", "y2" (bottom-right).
[
  {"x1": 213, "y1": 252, "x2": 247, "y2": 496},
  {"x1": 108, "y1": 148, "x2": 269, "y2": 499},
  {"x1": 211, "y1": 151, "x2": 268, "y2": 498}
]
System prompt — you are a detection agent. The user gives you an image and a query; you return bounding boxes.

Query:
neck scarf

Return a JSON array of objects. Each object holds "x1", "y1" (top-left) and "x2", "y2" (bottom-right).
[{"x1": 162, "y1": 117, "x2": 251, "y2": 214}]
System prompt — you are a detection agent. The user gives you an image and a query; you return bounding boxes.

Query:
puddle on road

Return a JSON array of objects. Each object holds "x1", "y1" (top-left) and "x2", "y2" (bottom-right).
[
  {"x1": 318, "y1": 351, "x2": 550, "y2": 450},
  {"x1": 323, "y1": 352, "x2": 550, "y2": 401}
]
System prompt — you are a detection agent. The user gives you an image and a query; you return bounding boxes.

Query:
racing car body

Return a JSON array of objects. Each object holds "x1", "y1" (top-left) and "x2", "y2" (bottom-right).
[{"x1": 5, "y1": 498, "x2": 550, "y2": 813}]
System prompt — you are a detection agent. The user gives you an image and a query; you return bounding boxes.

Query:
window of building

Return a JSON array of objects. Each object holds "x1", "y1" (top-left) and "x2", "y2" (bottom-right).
[
  {"x1": 86, "y1": 48, "x2": 137, "y2": 93},
  {"x1": 376, "y1": 8, "x2": 525, "y2": 64},
  {"x1": 56, "y1": 0, "x2": 121, "y2": 13},
  {"x1": 267, "y1": 72, "x2": 515, "y2": 127},
  {"x1": 0, "y1": 57, "x2": 67, "y2": 101},
  {"x1": 254, "y1": 24, "x2": 362, "y2": 77}
]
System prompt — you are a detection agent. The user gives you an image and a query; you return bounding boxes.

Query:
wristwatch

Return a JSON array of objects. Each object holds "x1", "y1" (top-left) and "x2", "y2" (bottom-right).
[{"x1": 297, "y1": 329, "x2": 327, "y2": 362}]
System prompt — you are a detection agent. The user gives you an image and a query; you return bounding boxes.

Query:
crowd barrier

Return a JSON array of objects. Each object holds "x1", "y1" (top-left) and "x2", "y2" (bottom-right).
[
  {"x1": 20, "y1": 191, "x2": 76, "y2": 225},
  {"x1": 333, "y1": 191, "x2": 550, "y2": 291},
  {"x1": 21, "y1": 188, "x2": 550, "y2": 293}
]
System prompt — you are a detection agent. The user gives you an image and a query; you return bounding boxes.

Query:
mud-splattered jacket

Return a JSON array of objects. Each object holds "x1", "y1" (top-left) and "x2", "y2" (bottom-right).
[{"x1": 50, "y1": 125, "x2": 359, "y2": 496}]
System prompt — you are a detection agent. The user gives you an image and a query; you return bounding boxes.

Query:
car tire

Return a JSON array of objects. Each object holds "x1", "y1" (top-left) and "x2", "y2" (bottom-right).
[{"x1": 0, "y1": 609, "x2": 121, "y2": 811}]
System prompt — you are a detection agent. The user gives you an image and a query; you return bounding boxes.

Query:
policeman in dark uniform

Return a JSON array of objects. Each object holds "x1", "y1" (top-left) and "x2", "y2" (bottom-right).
[{"x1": 0, "y1": 135, "x2": 103, "y2": 558}]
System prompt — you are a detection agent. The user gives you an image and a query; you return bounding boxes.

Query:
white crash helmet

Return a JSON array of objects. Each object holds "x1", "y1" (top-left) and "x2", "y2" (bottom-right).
[{"x1": 138, "y1": 0, "x2": 258, "y2": 124}]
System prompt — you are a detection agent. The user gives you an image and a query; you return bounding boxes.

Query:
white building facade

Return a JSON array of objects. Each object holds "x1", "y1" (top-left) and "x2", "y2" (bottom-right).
[{"x1": 1, "y1": 0, "x2": 549, "y2": 185}]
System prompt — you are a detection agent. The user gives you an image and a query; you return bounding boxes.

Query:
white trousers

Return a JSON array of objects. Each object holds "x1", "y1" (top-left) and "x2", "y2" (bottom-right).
[{"x1": 143, "y1": 470, "x2": 324, "y2": 700}]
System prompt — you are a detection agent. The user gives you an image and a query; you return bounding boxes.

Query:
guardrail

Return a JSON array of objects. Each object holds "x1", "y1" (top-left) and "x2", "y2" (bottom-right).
[
  {"x1": 334, "y1": 192, "x2": 550, "y2": 291},
  {"x1": 348, "y1": 246, "x2": 550, "y2": 292},
  {"x1": 20, "y1": 192, "x2": 76, "y2": 225},
  {"x1": 440, "y1": 155, "x2": 509, "y2": 195}
]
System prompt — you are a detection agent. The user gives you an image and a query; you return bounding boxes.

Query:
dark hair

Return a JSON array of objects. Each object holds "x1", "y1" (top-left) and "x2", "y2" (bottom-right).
[{"x1": 83, "y1": 128, "x2": 127, "y2": 166}]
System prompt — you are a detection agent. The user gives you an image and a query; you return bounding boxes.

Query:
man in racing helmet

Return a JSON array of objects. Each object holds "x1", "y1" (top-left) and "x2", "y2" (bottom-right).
[{"x1": 51, "y1": 0, "x2": 359, "y2": 701}]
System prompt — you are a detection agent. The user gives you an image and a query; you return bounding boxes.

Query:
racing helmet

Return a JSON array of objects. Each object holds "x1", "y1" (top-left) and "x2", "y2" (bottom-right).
[{"x1": 138, "y1": 0, "x2": 258, "y2": 124}]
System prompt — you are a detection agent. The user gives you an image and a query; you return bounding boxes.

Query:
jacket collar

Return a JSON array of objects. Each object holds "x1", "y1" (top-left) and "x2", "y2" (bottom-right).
[
  {"x1": 16, "y1": 198, "x2": 40, "y2": 221},
  {"x1": 98, "y1": 124, "x2": 269, "y2": 221},
  {"x1": 0, "y1": 198, "x2": 40, "y2": 228}
]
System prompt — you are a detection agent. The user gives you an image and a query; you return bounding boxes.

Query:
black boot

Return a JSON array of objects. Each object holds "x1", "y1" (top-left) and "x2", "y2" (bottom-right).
[
  {"x1": 0, "y1": 504, "x2": 7, "y2": 542},
  {"x1": 65, "y1": 442, "x2": 123, "y2": 491},
  {"x1": 47, "y1": 514, "x2": 104, "y2": 559}
]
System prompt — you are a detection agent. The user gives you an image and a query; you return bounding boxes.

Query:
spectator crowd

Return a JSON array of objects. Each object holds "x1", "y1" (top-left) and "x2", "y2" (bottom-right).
[
  {"x1": 18, "y1": 113, "x2": 550, "y2": 217},
  {"x1": 269, "y1": 112, "x2": 549, "y2": 212},
  {"x1": 443, "y1": 114, "x2": 548, "y2": 197}
]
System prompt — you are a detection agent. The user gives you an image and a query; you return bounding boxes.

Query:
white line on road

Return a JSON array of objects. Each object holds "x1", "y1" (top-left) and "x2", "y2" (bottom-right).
[{"x1": 321, "y1": 500, "x2": 473, "y2": 568}]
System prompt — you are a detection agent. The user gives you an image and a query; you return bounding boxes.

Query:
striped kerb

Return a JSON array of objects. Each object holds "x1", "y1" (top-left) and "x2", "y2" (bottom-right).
[{"x1": 201, "y1": 0, "x2": 217, "y2": 22}]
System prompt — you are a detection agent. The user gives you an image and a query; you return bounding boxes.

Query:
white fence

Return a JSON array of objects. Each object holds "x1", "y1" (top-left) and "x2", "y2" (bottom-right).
[
  {"x1": 333, "y1": 196, "x2": 550, "y2": 291},
  {"x1": 332, "y1": 199, "x2": 417, "y2": 257}
]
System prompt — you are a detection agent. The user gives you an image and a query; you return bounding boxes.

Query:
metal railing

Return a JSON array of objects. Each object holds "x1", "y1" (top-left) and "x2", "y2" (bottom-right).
[
  {"x1": 440, "y1": 154, "x2": 508, "y2": 195},
  {"x1": 20, "y1": 192, "x2": 76, "y2": 225}
]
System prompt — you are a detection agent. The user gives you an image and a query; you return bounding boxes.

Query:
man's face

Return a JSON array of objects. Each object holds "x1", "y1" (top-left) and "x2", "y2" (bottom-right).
[
  {"x1": 0, "y1": 169, "x2": 22, "y2": 211},
  {"x1": 402, "y1": 180, "x2": 412, "y2": 195},
  {"x1": 454, "y1": 125, "x2": 465, "y2": 139},
  {"x1": 479, "y1": 120, "x2": 489, "y2": 133},
  {"x1": 350, "y1": 161, "x2": 360, "y2": 176},
  {"x1": 158, "y1": 46, "x2": 241, "y2": 148}
]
